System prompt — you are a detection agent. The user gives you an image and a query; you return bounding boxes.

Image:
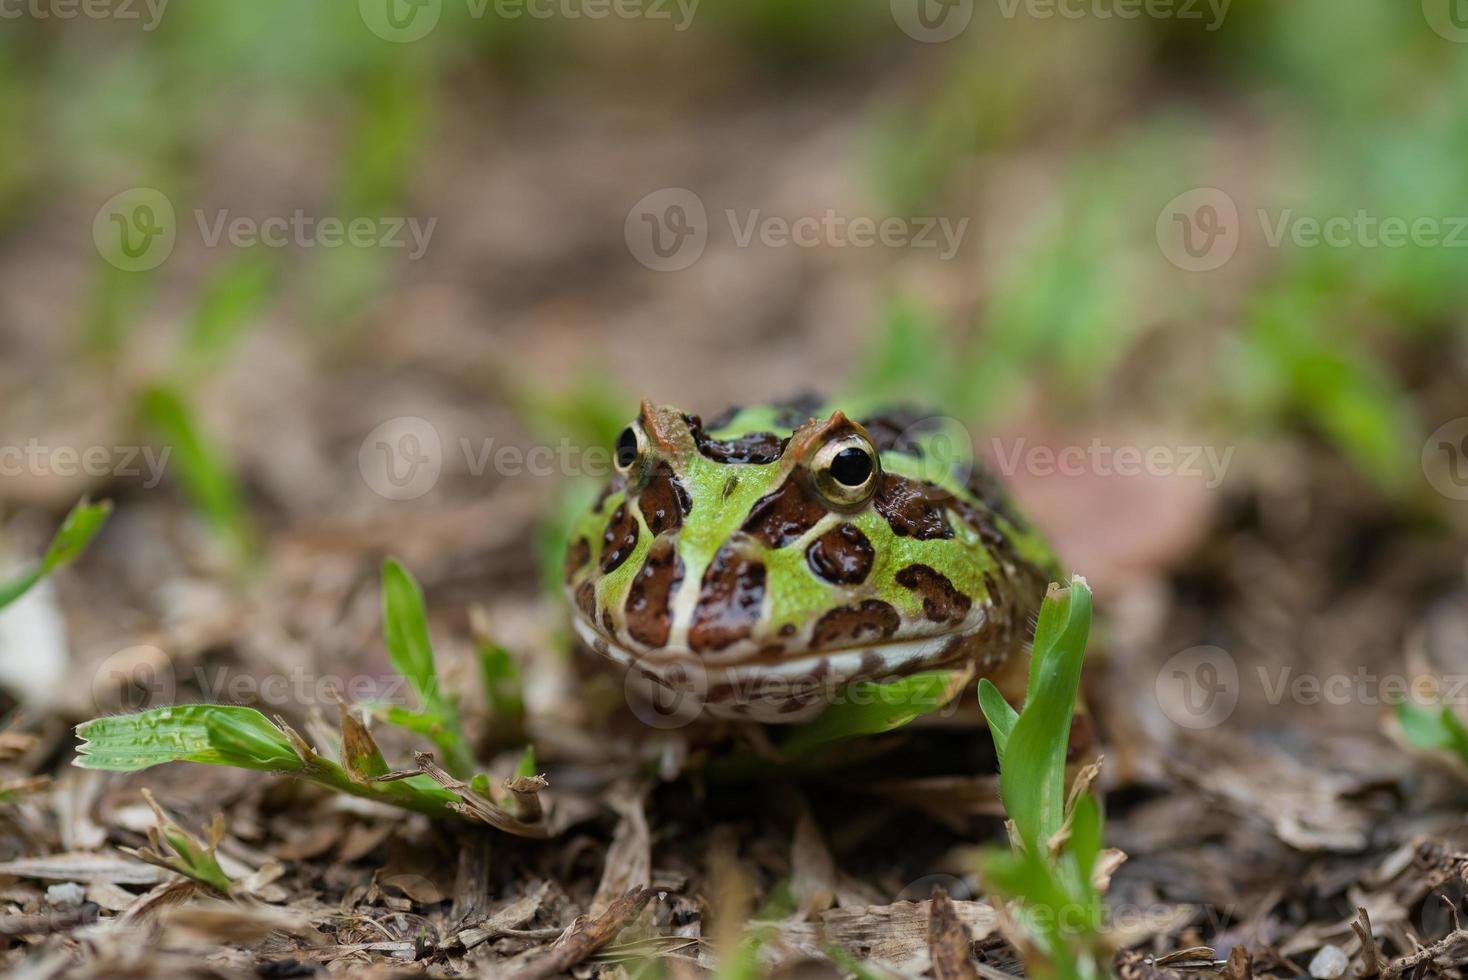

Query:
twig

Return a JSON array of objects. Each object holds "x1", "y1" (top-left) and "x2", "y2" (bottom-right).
[
  {"x1": 928, "y1": 887, "x2": 982, "y2": 980},
  {"x1": 1351, "y1": 907, "x2": 1380, "y2": 978},
  {"x1": 507, "y1": 885, "x2": 654, "y2": 980},
  {"x1": 1381, "y1": 927, "x2": 1468, "y2": 979}
]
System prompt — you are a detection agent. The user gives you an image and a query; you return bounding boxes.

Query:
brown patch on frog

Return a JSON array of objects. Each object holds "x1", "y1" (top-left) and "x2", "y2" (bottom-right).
[
  {"x1": 574, "y1": 581, "x2": 596, "y2": 621},
  {"x1": 564, "y1": 537, "x2": 590, "y2": 584},
  {"x1": 779, "y1": 623, "x2": 797, "y2": 638},
  {"x1": 983, "y1": 572, "x2": 1003, "y2": 607},
  {"x1": 859, "y1": 408, "x2": 933, "y2": 456},
  {"x1": 812, "y1": 600, "x2": 901, "y2": 648},
  {"x1": 805, "y1": 523, "x2": 874, "y2": 585},
  {"x1": 637, "y1": 461, "x2": 691, "y2": 535},
  {"x1": 965, "y1": 462, "x2": 1029, "y2": 532},
  {"x1": 601, "y1": 608, "x2": 617, "y2": 637},
  {"x1": 689, "y1": 538, "x2": 767, "y2": 653},
  {"x1": 600, "y1": 503, "x2": 640, "y2": 573},
  {"x1": 624, "y1": 538, "x2": 684, "y2": 648},
  {"x1": 742, "y1": 476, "x2": 829, "y2": 549},
  {"x1": 591, "y1": 474, "x2": 625, "y2": 515},
  {"x1": 874, "y1": 474, "x2": 954, "y2": 540},
  {"x1": 688, "y1": 415, "x2": 788, "y2": 465},
  {"x1": 703, "y1": 405, "x2": 744, "y2": 431},
  {"x1": 721, "y1": 474, "x2": 739, "y2": 500},
  {"x1": 770, "y1": 392, "x2": 825, "y2": 429},
  {"x1": 895, "y1": 563, "x2": 972, "y2": 625}
]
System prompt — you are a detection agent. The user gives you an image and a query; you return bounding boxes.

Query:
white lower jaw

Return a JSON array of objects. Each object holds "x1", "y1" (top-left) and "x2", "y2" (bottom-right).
[{"x1": 573, "y1": 616, "x2": 977, "y2": 724}]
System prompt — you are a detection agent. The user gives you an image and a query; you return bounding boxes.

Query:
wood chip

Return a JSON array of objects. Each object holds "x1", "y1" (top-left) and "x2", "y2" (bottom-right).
[{"x1": 927, "y1": 887, "x2": 981, "y2": 980}]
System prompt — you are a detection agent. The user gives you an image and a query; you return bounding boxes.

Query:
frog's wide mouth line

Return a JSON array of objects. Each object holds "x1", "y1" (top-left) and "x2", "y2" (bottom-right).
[{"x1": 571, "y1": 615, "x2": 979, "y2": 680}]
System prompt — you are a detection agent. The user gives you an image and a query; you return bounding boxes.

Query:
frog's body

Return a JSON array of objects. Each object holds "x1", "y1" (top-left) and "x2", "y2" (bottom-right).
[{"x1": 564, "y1": 399, "x2": 1061, "y2": 723}]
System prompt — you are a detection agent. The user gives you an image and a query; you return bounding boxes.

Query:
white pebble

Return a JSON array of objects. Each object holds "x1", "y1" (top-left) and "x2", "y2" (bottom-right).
[{"x1": 1309, "y1": 944, "x2": 1349, "y2": 979}]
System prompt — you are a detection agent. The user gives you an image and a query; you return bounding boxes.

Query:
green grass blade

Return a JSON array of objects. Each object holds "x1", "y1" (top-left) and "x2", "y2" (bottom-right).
[
  {"x1": 74, "y1": 705, "x2": 303, "y2": 772},
  {"x1": 1068, "y1": 793, "x2": 1102, "y2": 897},
  {"x1": 977, "y1": 677, "x2": 1018, "y2": 764},
  {"x1": 138, "y1": 384, "x2": 255, "y2": 565},
  {"x1": 1001, "y1": 577, "x2": 1093, "y2": 850},
  {"x1": 478, "y1": 638, "x2": 526, "y2": 741},
  {"x1": 0, "y1": 498, "x2": 112, "y2": 610},
  {"x1": 182, "y1": 250, "x2": 275, "y2": 367},
  {"x1": 1398, "y1": 703, "x2": 1468, "y2": 763},
  {"x1": 379, "y1": 559, "x2": 475, "y2": 776},
  {"x1": 381, "y1": 558, "x2": 439, "y2": 705}
]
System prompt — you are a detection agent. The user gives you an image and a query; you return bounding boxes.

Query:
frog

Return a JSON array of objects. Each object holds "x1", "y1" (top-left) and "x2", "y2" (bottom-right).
[{"x1": 562, "y1": 397, "x2": 1062, "y2": 725}]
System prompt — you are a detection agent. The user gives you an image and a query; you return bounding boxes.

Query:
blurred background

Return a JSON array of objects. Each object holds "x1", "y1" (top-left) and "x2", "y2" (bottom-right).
[{"x1": 2, "y1": 0, "x2": 1468, "y2": 961}]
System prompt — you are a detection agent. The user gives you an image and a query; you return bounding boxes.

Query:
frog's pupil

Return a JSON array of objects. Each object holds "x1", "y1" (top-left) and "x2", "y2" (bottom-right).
[
  {"x1": 831, "y1": 447, "x2": 873, "y2": 487},
  {"x1": 616, "y1": 427, "x2": 639, "y2": 468}
]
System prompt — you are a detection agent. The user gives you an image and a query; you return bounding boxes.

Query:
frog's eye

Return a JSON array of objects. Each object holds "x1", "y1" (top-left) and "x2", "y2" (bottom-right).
[
  {"x1": 811, "y1": 433, "x2": 880, "y2": 507},
  {"x1": 614, "y1": 424, "x2": 646, "y2": 473}
]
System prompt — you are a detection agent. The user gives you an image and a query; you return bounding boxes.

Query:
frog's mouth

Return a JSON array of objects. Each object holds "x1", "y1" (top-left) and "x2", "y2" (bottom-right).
[{"x1": 572, "y1": 612, "x2": 987, "y2": 718}]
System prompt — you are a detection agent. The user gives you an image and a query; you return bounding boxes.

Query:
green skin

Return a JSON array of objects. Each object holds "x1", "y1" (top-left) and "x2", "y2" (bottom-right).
[{"x1": 564, "y1": 401, "x2": 1060, "y2": 722}]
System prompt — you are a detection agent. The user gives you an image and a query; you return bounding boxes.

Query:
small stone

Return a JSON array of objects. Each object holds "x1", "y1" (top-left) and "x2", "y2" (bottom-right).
[
  {"x1": 1308, "y1": 944, "x2": 1349, "y2": 979},
  {"x1": 46, "y1": 882, "x2": 85, "y2": 908}
]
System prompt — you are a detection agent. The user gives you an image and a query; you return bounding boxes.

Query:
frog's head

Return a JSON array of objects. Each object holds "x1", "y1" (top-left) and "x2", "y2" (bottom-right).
[{"x1": 563, "y1": 400, "x2": 1056, "y2": 721}]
